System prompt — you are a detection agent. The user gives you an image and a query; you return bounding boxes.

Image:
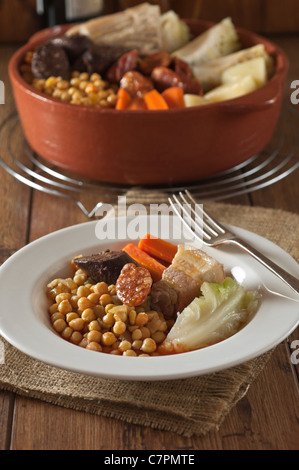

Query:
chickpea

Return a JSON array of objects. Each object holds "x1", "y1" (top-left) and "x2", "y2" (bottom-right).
[
  {"x1": 50, "y1": 312, "x2": 65, "y2": 324},
  {"x1": 87, "y1": 330, "x2": 102, "y2": 343},
  {"x1": 113, "y1": 321, "x2": 126, "y2": 336},
  {"x1": 73, "y1": 273, "x2": 87, "y2": 285},
  {"x1": 70, "y1": 331, "x2": 83, "y2": 344},
  {"x1": 140, "y1": 327, "x2": 151, "y2": 339},
  {"x1": 131, "y1": 329, "x2": 142, "y2": 341},
  {"x1": 61, "y1": 326, "x2": 73, "y2": 340},
  {"x1": 86, "y1": 342, "x2": 102, "y2": 352},
  {"x1": 132, "y1": 340, "x2": 142, "y2": 351},
  {"x1": 102, "y1": 312, "x2": 115, "y2": 327},
  {"x1": 69, "y1": 318, "x2": 85, "y2": 331},
  {"x1": 119, "y1": 340, "x2": 132, "y2": 352},
  {"x1": 92, "y1": 282, "x2": 109, "y2": 295},
  {"x1": 102, "y1": 332, "x2": 117, "y2": 346},
  {"x1": 135, "y1": 312, "x2": 149, "y2": 327},
  {"x1": 55, "y1": 293, "x2": 71, "y2": 304},
  {"x1": 77, "y1": 285, "x2": 90, "y2": 297},
  {"x1": 53, "y1": 318, "x2": 67, "y2": 333},
  {"x1": 77, "y1": 297, "x2": 94, "y2": 311},
  {"x1": 123, "y1": 350, "x2": 137, "y2": 357},
  {"x1": 100, "y1": 294, "x2": 113, "y2": 307},
  {"x1": 58, "y1": 299, "x2": 72, "y2": 314},
  {"x1": 66, "y1": 312, "x2": 79, "y2": 323},
  {"x1": 141, "y1": 338, "x2": 157, "y2": 354},
  {"x1": 88, "y1": 320, "x2": 101, "y2": 332},
  {"x1": 48, "y1": 303, "x2": 58, "y2": 315},
  {"x1": 81, "y1": 308, "x2": 96, "y2": 323},
  {"x1": 152, "y1": 331, "x2": 166, "y2": 344},
  {"x1": 128, "y1": 309, "x2": 137, "y2": 325}
]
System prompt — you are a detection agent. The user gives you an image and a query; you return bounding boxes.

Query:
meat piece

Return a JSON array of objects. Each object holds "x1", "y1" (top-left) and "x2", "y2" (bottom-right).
[
  {"x1": 73, "y1": 250, "x2": 137, "y2": 285},
  {"x1": 139, "y1": 52, "x2": 172, "y2": 76},
  {"x1": 150, "y1": 280, "x2": 178, "y2": 319},
  {"x1": 171, "y1": 245, "x2": 225, "y2": 285},
  {"x1": 120, "y1": 71, "x2": 154, "y2": 98},
  {"x1": 151, "y1": 66, "x2": 184, "y2": 93},
  {"x1": 106, "y1": 50, "x2": 139, "y2": 83},
  {"x1": 31, "y1": 42, "x2": 70, "y2": 79},
  {"x1": 50, "y1": 34, "x2": 92, "y2": 64},
  {"x1": 74, "y1": 45, "x2": 128, "y2": 74},
  {"x1": 116, "y1": 264, "x2": 153, "y2": 307},
  {"x1": 150, "y1": 244, "x2": 225, "y2": 318},
  {"x1": 162, "y1": 266, "x2": 200, "y2": 314}
]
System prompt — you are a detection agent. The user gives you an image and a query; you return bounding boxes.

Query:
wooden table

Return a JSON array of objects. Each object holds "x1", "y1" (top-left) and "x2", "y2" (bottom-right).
[{"x1": 0, "y1": 35, "x2": 298, "y2": 451}]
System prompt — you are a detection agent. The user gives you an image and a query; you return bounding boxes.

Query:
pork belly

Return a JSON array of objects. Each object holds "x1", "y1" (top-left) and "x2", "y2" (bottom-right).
[{"x1": 150, "y1": 244, "x2": 225, "y2": 318}]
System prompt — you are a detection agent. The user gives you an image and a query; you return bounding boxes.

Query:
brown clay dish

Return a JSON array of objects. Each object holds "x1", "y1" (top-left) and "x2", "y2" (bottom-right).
[{"x1": 9, "y1": 20, "x2": 289, "y2": 186}]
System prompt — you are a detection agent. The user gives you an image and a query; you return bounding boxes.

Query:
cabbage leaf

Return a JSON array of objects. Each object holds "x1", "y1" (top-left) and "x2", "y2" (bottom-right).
[{"x1": 162, "y1": 277, "x2": 260, "y2": 353}]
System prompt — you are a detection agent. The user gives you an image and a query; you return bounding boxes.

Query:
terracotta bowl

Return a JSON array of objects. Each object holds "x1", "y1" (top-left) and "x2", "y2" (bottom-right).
[{"x1": 9, "y1": 20, "x2": 289, "y2": 186}]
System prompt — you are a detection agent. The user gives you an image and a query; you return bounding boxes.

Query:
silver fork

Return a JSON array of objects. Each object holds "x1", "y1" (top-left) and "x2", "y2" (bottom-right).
[{"x1": 169, "y1": 190, "x2": 299, "y2": 296}]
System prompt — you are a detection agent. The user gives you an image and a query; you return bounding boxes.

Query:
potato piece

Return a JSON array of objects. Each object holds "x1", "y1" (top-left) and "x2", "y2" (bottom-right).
[
  {"x1": 174, "y1": 17, "x2": 241, "y2": 66},
  {"x1": 222, "y1": 57, "x2": 268, "y2": 88},
  {"x1": 184, "y1": 94, "x2": 209, "y2": 107},
  {"x1": 204, "y1": 75, "x2": 257, "y2": 103},
  {"x1": 192, "y1": 44, "x2": 273, "y2": 92}
]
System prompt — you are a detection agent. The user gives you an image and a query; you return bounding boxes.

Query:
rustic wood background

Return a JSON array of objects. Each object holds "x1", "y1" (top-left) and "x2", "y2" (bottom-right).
[{"x1": 1, "y1": 0, "x2": 299, "y2": 43}]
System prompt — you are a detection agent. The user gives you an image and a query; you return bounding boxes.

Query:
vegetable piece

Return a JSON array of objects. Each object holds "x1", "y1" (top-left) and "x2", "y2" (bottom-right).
[
  {"x1": 204, "y1": 75, "x2": 257, "y2": 103},
  {"x1": 144, "y1": 89, "x2": 169, "y2": 110},
  {"x1": 160, "y1": 277, "x2": 260, "y2": 353},
  {"x1": 161, "y1": 87, "x2": 186, "y2": 109},
  {"x1": 127, "y1": 97, "x2": 147, "y2": 110},
  {"x1": 160, "y1": 10, "x2": 191, "y2": 53},
  {"x1": 115, "y1": 88, "x2": 132, "y2": 110},
  {"x1": 123, "y1": 243, "x2": 166, "y2": 282},
  {"x1": 192, "y1": 44, "x2": 274, "y2": 92},
  {"x1": 138, "y1": 234, "x2": 178, "y2": 264},
  {"x1": 221, "y1": 57, "x2": 268, "y2": 88},
  {"x1": 184, "y1": 94, "x2": 209, "y2": 107},
  {"x1": 174, "y1": 17, "x2": 240, "y2": 66},
  {"x1": 116, "y1": 263, "x2": 153, "y2": 307}
]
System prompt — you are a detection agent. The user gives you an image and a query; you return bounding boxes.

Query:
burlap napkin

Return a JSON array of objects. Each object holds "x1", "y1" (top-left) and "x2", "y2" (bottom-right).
[{"x1": 0, "y1": 189, "x2": 298, "y2": 437}]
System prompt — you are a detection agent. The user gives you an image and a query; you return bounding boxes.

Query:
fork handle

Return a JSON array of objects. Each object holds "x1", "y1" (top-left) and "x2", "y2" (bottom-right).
[{"x1": 229, "y1": 238, "x2": 299, "y2": 295}]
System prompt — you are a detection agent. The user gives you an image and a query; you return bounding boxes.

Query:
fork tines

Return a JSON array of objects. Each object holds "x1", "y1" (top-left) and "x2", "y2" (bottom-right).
[{"x1": 168, "y1": 190, "x2": 226, "y2": 245}]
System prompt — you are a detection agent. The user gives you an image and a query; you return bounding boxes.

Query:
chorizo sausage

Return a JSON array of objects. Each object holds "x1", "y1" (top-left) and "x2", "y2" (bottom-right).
[
  {"x1": 106, "y1": 50, "x2": 139, "y2": 83},
  {"x1": 139, "y1": 52, "x2": 172, "y2": 76},
  {"x1": 116, "y1": 263, "x2": 153, "y2": 307},
  {"x1": 120, "y1": 71, "x2": 154, "y2": 98}
]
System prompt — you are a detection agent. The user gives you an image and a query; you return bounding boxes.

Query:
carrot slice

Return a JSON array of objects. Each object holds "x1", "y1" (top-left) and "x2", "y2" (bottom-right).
[
  {"x1": 115, "y1": 88, "x2": 132, "y2": 110},
  {"x1": 144, "y1": 89, "x2": 169, "y2": 110},
  {"x1": 123, "y1": 243, "x2": 166, "y2": 282},
  {"x1": 127, "y1": 97, "x2": 147, "y2": 110},
  {"x1": 161, "y1": 87, "x2": 185, "y2": 109},
  {"x1": 138, "y1": 234, "x2": 178, "y2": 264}
]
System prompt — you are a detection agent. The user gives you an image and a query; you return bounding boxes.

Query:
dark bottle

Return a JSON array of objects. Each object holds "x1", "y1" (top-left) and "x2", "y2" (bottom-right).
[{"x1": 36, "y1": 0, "x2": 104, "y2": 27}]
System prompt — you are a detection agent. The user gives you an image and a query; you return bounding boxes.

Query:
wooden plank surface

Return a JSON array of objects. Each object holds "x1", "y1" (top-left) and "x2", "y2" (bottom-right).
[
  {"x1": 0, "y1": 33, "x2": 298, "y2": 450},
  {"x1": 1, "y1": 0, "x2": 299, "y2": 43}
]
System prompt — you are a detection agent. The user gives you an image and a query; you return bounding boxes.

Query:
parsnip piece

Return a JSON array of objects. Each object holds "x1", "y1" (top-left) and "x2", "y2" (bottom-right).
[
  {"x1": 173, "y1": 17, "x2": 241, "y2": 65},
  {"x1": 192, "y1": 44, "x2": 274, "y2": 91},
  {"x1": 160, "y1": 10, "x2": 191, "y2": 53},
  {"x1": 204, "y1": 76, "x2": 257, "y2": 103},
  {"x1": 222, "y1": 57, "x2": 268, "y2": 88},
  {"x1": 184, "y1": 94, "x2": 210, "y2": 107},
  {"x1": 66, "y1": 3, "x2": 162, "y2": 55}
]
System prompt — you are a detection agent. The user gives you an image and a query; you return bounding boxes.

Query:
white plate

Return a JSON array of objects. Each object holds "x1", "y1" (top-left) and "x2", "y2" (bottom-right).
[{"x1": 0, "y1": 215, "x2": 298, "y2": 381}]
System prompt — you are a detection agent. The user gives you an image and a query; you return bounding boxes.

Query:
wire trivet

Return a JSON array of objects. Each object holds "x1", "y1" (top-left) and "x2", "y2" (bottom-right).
[{"x1": 0, "y1": 104, "x2": 298, "y2": 218}]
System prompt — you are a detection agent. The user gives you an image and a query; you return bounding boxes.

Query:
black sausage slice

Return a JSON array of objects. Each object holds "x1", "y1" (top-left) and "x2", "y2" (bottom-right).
[{"x1": 73, "y1": 250, "x2": 138, "y2": 285}]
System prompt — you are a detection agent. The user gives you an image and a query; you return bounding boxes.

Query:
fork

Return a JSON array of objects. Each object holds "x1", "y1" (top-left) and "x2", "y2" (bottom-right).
[{"x1": 169, "y1": 190, "x2": 299, "y2": 296}]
